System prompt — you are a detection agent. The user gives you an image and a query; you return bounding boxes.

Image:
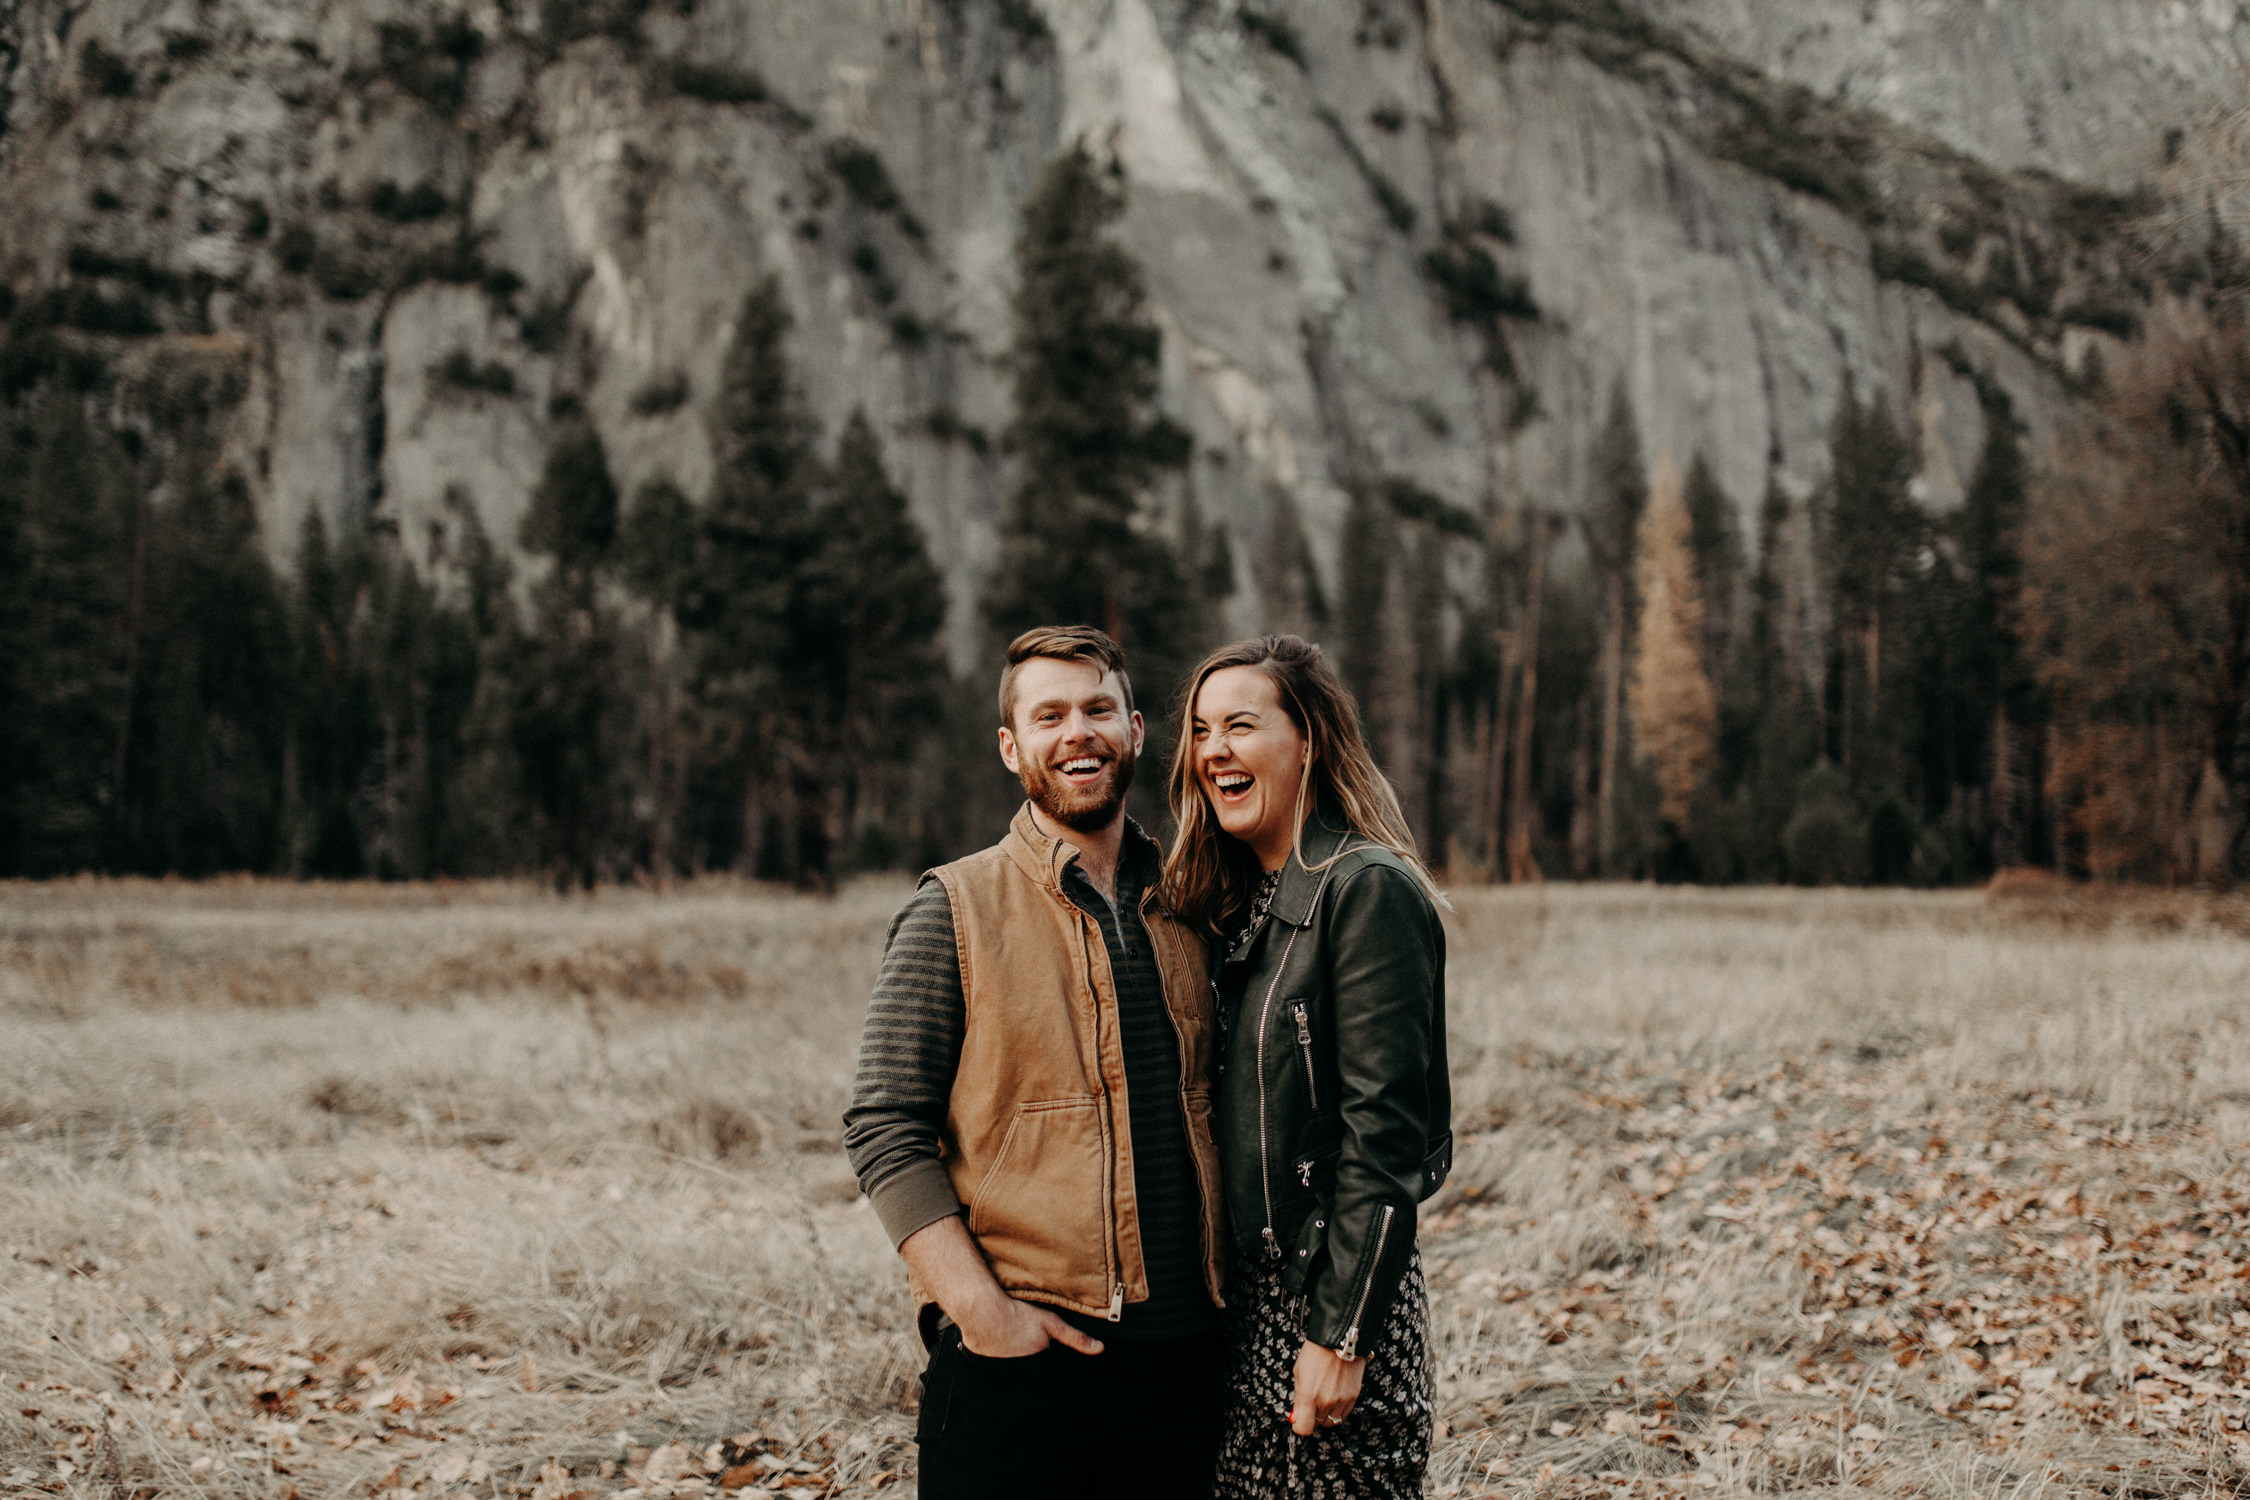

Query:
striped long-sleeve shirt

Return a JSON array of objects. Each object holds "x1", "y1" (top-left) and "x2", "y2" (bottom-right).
[{"x1": 841, "y1": 829, "x2": 1214, "y2": 1342}]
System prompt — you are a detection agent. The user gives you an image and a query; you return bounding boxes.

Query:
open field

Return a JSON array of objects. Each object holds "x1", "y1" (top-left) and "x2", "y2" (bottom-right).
[{"x1": 8, "y1": 878, "x2": 2250, "y2": 1500}]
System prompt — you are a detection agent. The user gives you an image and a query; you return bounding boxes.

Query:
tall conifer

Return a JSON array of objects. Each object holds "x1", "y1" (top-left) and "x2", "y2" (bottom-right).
[
  {"x1": 1587, "y1": 380, "x2": 1647, "y2": 872},
  {"x1": 983, "y1": 144, "x2": 1194, "y2": 687},
  {"x1": 514, "y1": 416, "x2": 628, "y2": 885},
  {"x1": 1821, "y1": 383, "x2": 1919, "y2": 783},
  {"x1": 801, "y1": 411, "x2": 949, "y2": 865},
  {"x1": 691, "y1": 277, "x2": 825, "y2": 877}
]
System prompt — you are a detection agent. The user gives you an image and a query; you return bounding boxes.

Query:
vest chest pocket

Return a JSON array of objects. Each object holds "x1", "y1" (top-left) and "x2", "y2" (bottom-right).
[{"x1": 966, "y1": 1097, "x2": 1107, "y2": 1286}]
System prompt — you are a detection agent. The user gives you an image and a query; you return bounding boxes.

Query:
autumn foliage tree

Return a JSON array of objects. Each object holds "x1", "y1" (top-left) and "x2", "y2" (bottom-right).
[
  {"x1": 1629, "y1": 455, "x2": 1718, "y2": 828},
  {"x1": 2023, "y1": 296, "x2": 2250, "y2": 881}
]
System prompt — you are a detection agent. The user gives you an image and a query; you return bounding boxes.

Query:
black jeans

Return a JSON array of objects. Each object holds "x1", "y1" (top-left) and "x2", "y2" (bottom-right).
[{"x1": 915, "y1": 1323, "x2": 1226, "y2": 1500}]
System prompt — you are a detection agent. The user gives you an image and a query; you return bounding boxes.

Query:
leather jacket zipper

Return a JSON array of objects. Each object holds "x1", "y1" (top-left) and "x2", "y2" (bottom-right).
[
  {"x1": 1290, "y1": 1001, "x2": 1317, "y2": 1108},
  {"x1": 1336, "y1": 1203, "x2": 1396, "y2": 1361},
  {"x1": 1253, "y1": 923, "x2": 1308, "y2": 1261},
  {"x1": 1252, "y1": 871, "x2": 1332, "y2": 1261}
]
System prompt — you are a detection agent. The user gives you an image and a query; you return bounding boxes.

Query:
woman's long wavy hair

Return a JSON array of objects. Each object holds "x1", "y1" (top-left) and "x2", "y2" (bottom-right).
[{"x1": 1160, "y1": 635, "x2": 1446, "y2": 937}]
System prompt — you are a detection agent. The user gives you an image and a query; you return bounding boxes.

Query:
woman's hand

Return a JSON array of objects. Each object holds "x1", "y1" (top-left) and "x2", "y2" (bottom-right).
[{"x1": 1288, "y1": 1339, "x2": 1364, "y2": 1435}]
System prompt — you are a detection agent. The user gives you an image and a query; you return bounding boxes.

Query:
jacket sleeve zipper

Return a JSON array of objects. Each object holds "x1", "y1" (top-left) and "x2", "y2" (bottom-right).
[
  {"x1": 1289, "y1": 1000, "x2": 1318, "y2": 1108},
  {"x1": 1335, "y1": 1202, "x2": 1396, "y2": 1361}
]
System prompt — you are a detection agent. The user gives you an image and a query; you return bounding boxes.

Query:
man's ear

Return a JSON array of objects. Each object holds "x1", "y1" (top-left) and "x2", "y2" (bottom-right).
[
  {"x1": 997, "y1": 725, "x2": 1021, "y2": 774},
  {"x1": 1128, "y1": 709, "x2": 1146, "y2": 757}
]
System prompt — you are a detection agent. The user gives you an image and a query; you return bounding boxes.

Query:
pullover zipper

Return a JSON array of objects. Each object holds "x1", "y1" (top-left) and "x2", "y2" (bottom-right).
[{"x1": 1336, "y1": 1203, "x2": 1396, "y2": 1361}]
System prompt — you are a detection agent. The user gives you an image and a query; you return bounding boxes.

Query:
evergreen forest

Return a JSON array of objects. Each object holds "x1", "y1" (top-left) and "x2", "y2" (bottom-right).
[{"x1": 5, "y1": 143, "x2": 2247, "y2": 888}]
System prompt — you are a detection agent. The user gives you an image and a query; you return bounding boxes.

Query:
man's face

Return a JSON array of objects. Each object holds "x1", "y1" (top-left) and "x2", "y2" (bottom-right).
[{"x1": 998, "y1": 657, "x2": 1144, "y2": 833}]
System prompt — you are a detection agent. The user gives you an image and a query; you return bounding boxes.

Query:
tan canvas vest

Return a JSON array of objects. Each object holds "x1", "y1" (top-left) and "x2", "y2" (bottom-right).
[{"x1": 920, "y1": 805, "x2": 1225, "y2": 1322}]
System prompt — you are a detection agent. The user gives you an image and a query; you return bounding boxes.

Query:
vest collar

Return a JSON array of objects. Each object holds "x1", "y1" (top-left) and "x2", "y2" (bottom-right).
[
  {"x1": 1002, "y1": 802, "x2": 1162, "y2": 900},
  {"x1": 1268, "y1": 800, "x2": 1355, "y2": 927}
]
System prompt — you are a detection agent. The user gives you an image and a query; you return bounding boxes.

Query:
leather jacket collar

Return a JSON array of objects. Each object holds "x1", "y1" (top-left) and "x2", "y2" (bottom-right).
[{"x1": 1267, "y1": 800, "x2": 1355, "y2": 928}]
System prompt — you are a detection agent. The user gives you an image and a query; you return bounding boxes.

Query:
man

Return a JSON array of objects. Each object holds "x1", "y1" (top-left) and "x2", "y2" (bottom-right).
[{"x1": 843, "y1": 626, "x2": 1225, "y2": 1499}]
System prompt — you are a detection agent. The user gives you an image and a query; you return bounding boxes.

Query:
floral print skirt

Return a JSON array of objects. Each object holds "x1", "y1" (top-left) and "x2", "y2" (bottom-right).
[{"x1": 1213, "y1": 1246, "x2": 1433, "y2": 1499}]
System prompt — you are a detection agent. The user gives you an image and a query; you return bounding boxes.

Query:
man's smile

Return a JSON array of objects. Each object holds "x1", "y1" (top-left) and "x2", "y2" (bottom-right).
[{"x1": 1057, "y1": 754, "x2": 1109, "y2": 784}]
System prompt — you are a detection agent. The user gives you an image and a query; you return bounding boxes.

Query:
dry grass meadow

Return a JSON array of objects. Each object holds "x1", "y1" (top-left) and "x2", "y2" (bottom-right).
[{"x1": 8, "y1": 876, "x2": 2250, "y2": 1500}]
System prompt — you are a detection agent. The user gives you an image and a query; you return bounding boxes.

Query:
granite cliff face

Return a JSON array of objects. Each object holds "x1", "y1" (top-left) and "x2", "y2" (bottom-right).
[
  {"x1": 0, "y1": 0, "x2": 2238, "y2": 666},
  {"x1": 1640, "y1": 0, "x2": 2250, "y2": 190}
]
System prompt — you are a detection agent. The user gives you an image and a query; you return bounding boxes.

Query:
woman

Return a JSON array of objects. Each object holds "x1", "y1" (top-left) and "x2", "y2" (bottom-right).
[{"x1": 1162, "y1": 635, "x2": 1452, "y2": 1499}]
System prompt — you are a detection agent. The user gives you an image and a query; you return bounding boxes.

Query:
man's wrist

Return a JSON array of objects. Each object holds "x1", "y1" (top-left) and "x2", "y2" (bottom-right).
[{"x1": 948, "y1": 1281, "x2": 1021, "y2": 1337}]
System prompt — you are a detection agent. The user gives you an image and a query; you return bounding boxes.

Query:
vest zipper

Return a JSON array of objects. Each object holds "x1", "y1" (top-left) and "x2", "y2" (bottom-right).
[
  {"x1": 1080, "y1": 907, "x2": 1124, "y2": 1319},
  {"x1": 1290, "y1": 1001, "x2": 1317, "y2": 1108},
  {"x1": 1335, "y1": 1203, "x2": 1396, "y2": 1361}
]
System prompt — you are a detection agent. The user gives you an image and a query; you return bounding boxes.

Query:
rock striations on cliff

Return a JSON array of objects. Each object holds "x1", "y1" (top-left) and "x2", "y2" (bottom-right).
[{"x1": 0, "y1": 0, "x2": 2239, "y2": 665}]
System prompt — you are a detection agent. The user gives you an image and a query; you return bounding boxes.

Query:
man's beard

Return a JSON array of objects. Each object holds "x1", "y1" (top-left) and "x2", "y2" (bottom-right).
[{"x1": 1020, "y1": 745, "x2": 1138, "y2": 833}]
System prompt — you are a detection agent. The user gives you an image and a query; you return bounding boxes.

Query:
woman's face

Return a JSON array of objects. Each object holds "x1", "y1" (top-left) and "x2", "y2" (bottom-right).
[{"x1": 1191, "y1": 665, "x2": 1311, "y2": 872}]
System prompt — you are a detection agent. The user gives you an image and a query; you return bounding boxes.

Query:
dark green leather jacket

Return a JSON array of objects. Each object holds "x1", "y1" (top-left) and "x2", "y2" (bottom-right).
[{"x1": 1214, "y1": 806, "x2": 1451, "y2": 1360}]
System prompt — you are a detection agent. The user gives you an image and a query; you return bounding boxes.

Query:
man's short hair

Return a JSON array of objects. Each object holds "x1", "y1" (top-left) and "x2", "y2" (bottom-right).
[{"x1": 998, "y1": 626, "x2": 1135, "y2": 728}]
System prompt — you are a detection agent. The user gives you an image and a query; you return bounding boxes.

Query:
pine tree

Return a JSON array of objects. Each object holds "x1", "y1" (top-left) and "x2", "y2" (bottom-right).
[
  {"x1": 1587, "y1": 379, "x2": 1647, "y2": 873},
  {"x1": 1, "y1": 390, "x2": 137, "y2": 874},
  {"x1": 282, "y1": 509, "x2": 363, "y2": 875},
  {"x1": 521, "y1": 416, "x2": 619, "y2": 606},
  {"x1": 1682, "y1": 451, "x2": 1742, "y2": 669},
  {"x1": 619, "y1": 474, "x2": 699, "y2": 880},
  {"x1": 690, "y1": 277, "x2": 825, "y2": 878},
  {"x1": 1821, "y1": 382, "x2": 1919, "y2": 784},
  {"x1": 1954, "y1": 394, "x2": 2037, "y2": 867},
  {"x1": 983, "y1": 143, "x2": 1194, "y2": 686},
  {"x1": 284, "y1": 505, "x2": 495, "y2": 879},
  {"x1": 1628, "y1": 456, "x2": 1718, "y2": 829},
  {"x1": 114, "y1": 465, "x2": 291, "y2": 875},
  {"x1": 800, "y1": 411, "x2": 949, "y2": 869},
  {"x1": 514, "y1": 415, "x2": 628, "y2": 886},
  {"x1": 0, "y1": 417, "x2": 30, "y2": 872}
]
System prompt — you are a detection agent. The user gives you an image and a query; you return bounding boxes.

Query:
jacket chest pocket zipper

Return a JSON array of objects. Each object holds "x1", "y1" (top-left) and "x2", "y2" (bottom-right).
[{"x1": 1289, "y1": 1001, "x2": 1318, "y2": 1108}]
